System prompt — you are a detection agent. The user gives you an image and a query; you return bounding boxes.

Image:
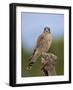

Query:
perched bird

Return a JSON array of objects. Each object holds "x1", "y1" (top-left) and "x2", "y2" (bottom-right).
[{"x1": 27, "y1": 27, "x2": 52, "y2": 69}]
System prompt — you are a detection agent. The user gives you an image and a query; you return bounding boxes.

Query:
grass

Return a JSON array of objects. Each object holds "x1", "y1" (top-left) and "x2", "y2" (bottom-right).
[{"x1": 21, "y1": 38, "x2": 64, "y2": 77}]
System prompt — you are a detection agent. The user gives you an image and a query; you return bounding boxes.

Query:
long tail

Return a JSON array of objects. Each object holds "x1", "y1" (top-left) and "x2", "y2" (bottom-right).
[
  {"x1": 27, "y1": 56, "x2": 34, "y2": 67},
  {"x1": 27, "y1": 48, "x2": 37, "y2": 68},
  {"x1": 28, "y1": 48, "x2": 36, "y2": 61}
]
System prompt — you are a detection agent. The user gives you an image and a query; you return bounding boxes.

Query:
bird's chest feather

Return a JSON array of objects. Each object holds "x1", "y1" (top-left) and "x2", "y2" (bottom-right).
[
  {"x1": 38, "y1": 33, "x2": 52, "y2": 52},
  {"x1": 42, "y1": 34, "x2": 52, "y2": 51},
  {"x1": 44, "y1": 34, "x2": 52, "y2": 45}
]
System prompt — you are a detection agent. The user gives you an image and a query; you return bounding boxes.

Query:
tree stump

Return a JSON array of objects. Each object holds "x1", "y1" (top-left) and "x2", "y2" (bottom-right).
[{"x1": 41, "y1": 53, "x2": 57, "y2": 76}]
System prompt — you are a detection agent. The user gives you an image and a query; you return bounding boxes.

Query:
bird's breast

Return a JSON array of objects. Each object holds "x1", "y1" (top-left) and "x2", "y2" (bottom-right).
[
  {"x1": 45, "y1": 34, "x2": 52, "y2": 43},
  {"x1": 38, "y1": 34, "x2": 52, "y2": 53}
]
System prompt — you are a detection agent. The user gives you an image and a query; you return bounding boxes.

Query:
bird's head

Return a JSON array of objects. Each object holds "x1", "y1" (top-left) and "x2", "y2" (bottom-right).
[{"x1": 44, "y1": 27, "x2": 50, "y2": 33}]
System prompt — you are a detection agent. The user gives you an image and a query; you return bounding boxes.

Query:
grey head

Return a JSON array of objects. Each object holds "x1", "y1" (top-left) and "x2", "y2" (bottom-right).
[{"x1": 44, "y1": 26, "x2": 50, "y2": 33}]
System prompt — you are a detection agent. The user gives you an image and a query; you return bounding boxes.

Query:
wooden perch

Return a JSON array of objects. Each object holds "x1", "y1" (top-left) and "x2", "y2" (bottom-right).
[{"x1": 41, "y1": 53, "x2": 57, "y2": 76}]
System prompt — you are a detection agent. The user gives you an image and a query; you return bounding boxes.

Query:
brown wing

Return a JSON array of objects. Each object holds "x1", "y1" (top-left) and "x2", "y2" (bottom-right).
[
  {"x1": 32, "y1": 33, "x2": 44, "y2": 56},
  {"x1": 36, "y1": 33, "x2": 44, "y2": 48}
]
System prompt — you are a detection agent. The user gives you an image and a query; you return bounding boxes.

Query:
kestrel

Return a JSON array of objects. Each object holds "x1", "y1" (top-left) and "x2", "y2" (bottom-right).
[{"x1": 27, "y1": 26, "x2": 52, "y2": 69}]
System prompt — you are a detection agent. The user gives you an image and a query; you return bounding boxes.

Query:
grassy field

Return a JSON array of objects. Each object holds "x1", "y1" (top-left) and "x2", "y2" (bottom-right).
[{"x1": 21, "y1": 38, "x2": 64, "y2": 77}]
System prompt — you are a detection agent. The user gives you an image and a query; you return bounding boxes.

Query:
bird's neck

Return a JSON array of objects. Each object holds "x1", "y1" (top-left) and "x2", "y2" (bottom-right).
[{"x1": 44, "y1": 32, "x2": 49, "y2": 35}]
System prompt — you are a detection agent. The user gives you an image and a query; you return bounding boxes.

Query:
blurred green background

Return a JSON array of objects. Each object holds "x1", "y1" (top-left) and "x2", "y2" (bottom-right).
[
  {"x1": 21, "y1": 38, "x2": 64, "y2": 77},
  {"x1": 21, "y1": 12, "x2": 64, "y2": 77}
]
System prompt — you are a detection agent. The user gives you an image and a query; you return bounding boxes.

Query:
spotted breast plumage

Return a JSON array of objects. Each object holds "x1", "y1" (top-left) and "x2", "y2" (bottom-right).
[{"x1": 27, "y1": 27, "x2": 52, "y2": 69}]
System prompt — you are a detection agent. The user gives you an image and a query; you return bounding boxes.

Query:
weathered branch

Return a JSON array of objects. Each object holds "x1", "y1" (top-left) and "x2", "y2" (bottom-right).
[{"x1": 41, "y1": 53, "x2": 57, "y2": 76}]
